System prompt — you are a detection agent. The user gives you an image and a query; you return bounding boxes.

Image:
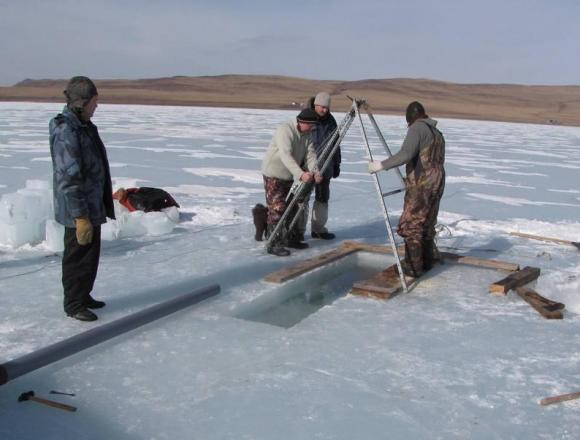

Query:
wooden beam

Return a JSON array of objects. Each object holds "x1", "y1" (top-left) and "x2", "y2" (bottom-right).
[
  {"x1": 343, "y1": 241, "x2": 519, "y2": 272},
  {"x1": 440, "y1": 252, "x2": 519, "y2": 272},
  {"x1": 341, "y1": 240, "x2": 404, "y2": 254},
  {"x1": 540, "y1": 391, "x2": 580, "y2": 406},
  {"x1": 264, "y1": 241, "x2": 522, "y2": 283},
  {"x1": 489, "y1": 266, "x2": 541, "y2": 295},
  {"x1": 510, "y1": 232, "x2": 580, "y2": 250},
  {"x1": 351, "y1": 263, "x2": 414, "y2": 300},
  {"x1": 515, "y1": 287, "x2": 564, "y2": 319},
  {"x1": 263, "y1": 243, "x2": 359, "y2": 283}
]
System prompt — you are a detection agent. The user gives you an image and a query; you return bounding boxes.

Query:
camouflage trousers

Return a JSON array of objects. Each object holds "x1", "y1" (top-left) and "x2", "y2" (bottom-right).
[
  {"x1": 263, "y1": 175, "x2": 293, "y2": 225},
  {"x1": 397, "y1": 172, "x2": 445, "y2": 246}
]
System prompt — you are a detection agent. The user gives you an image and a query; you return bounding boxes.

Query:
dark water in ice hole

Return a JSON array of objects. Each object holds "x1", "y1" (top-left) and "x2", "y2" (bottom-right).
[{"x1": 242, "y1": 264, "x2": 383, "y2": 328}]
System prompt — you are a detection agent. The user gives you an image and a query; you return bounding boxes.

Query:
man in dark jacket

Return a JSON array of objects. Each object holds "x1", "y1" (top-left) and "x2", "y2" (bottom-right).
[
  {"x1": 49, "y1": 76, "x2": 115, "y2": 321},
  {"x1": 368, "y1": 101, "x2": 445, "y2": 277},
  {"x1": 305, "y1": 92, "x2": 341, "y2": 240}
]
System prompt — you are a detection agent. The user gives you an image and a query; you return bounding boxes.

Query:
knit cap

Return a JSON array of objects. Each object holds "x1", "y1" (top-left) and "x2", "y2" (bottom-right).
[
  {"x1": 296, "y1": 108, "x2": 319, "y2": 124},
  {"x1": 314, "y1": 92, "x2": 331, "y2": 107},
  {"x1": 64, "y1": 76, "x2": 98, "y2": 110}
]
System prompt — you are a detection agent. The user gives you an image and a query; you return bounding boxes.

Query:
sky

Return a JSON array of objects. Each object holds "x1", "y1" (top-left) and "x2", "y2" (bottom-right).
[{"x1": 0, "y1": 0, "x2": 579, "y2": 86}]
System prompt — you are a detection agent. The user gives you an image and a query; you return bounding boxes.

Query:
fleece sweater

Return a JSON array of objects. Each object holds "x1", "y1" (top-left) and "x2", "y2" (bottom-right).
[{"x1": 261, "y1": 118, "x2": 318, "y2": 181}]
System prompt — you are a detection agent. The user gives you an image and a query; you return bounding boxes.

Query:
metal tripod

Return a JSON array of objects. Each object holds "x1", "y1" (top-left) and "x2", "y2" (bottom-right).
[
  {"x1": 352, "y1": 98, "x2": 408, "y2": 292},
  {"x1": 264, "y1": 97, "x2": 408, "y2": 292}
]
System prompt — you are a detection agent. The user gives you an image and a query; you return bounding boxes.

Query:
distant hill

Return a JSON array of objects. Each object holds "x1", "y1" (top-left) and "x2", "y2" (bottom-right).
[{"x1": 1, "y1": 75, "x2": 579, "y2": 126}]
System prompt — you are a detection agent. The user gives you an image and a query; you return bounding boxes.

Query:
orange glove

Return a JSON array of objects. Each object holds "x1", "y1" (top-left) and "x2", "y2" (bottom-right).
[{"x1": 75, "y1": 217, "x2": 93, "y2": 245}]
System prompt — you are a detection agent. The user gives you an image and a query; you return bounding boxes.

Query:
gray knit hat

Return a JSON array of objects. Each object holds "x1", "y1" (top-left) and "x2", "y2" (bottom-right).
[
  {"x1": 314, "y1": 92, "x2": 331, "y2": 107},
  {"x1": 64, "y1": 76, "x2": 98, "y2": 111}
]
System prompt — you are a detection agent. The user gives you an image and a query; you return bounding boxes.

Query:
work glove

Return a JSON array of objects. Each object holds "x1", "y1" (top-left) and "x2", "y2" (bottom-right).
[
  {"x1": 368, "y1": 161, "x2": 384, "y2": 174},
  {"x1": 75, "y1": 217, "x2": 93, "y2": 245}
]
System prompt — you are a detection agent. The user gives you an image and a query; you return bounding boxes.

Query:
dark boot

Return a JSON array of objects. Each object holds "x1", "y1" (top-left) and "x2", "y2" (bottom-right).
[
  {"x1": 85, "y1": 296, "x2": 106, "y2": 309},
  {"x1": 287, "y1": 227, "x2": 309, "y2": 250},
  {"x1": 423, "y1": 238, "x2": 441, "y2": 271},
  {"x1": 68, "y1": 309, "x2": 98, "y2": 322},
  {"x1": 400, "y1": 241, "x2": 424, "y2": 277},
  {"x1": 252, "y1": 204, "x2": 268, "y2": 241},
  {"x1": 266, "y1": 224, "x2": 290, "y2": 257}
]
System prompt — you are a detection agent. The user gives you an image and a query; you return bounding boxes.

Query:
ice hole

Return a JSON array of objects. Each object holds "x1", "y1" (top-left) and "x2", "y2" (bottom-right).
[{"x1": 234, "y1": 251, "x2": 392, "y2": 328}]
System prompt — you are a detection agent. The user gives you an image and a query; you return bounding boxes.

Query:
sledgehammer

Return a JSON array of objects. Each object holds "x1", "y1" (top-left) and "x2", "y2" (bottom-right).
[{"x1": 18, "y1": 390, "x2": 77, "y2": 412}]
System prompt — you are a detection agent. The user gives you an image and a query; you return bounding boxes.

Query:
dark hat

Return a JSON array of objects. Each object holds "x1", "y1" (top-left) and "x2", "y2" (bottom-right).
[
  {"x1": 64, "y1": 76, "x2": 98, "y2": 110},
  {"x1": 296, "y1": 108, "x2": 319, "y2": 124},
  {"x1": 405, "y1": 101, "x2": 426, "y2": 123}
]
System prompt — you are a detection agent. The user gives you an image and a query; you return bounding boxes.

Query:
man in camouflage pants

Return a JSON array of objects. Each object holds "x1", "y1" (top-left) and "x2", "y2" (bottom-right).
[
  {"x1": 368, "y1": 101, "x2": 445, "y2": 277},
  {"x1": 261, "y1": 108, "x2": 322, "y2": 256}
]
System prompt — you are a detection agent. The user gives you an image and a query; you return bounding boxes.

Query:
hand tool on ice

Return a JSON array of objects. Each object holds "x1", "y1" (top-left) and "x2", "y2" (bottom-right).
[
  {"x1": 509, "y1": 232, "x2": 580, "y2": 250},
  {"x1": 50, "y1": 390, "x2": 75, "y2": 396},
  {"x1": 540, "y1": 390, "x2": 580, "y2": 406},
  {"x1": 18, "y1": 390, "x2": 77, "y2": 412}
]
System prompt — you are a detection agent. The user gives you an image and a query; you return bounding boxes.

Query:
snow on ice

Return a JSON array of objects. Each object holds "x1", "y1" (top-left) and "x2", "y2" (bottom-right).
[{"x1": 0, "y1": 102, "x2": 579, "y2": 439}]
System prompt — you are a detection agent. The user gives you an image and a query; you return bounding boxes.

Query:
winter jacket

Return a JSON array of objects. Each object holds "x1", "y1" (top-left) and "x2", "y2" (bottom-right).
[
  {"x1": 261, "y1": 118, "x2": 318, "y2": 181},
  {"x1": 49, "y1": 107, "x2": 115, "y2": 228},
  {"x1": 309, "y1": 97, "x2": 341, "y2": 179},
  {"x1": 377, "y1": 118, "x2": 442, "y2": 172}
]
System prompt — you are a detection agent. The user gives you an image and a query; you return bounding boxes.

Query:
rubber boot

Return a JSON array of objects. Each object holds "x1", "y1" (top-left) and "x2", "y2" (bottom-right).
[
  {"x1": 286, "y1": 227, "x2": 309, "y2": 249},
  {"x1": 400, "y1": 241, "x2": 424, "y2": 277},
  {"x1": 423, "y1": 238, "x2": 441, "y2": 271},
  {"x1": 266, "y1": 224, "x2": 290, "y2": 257},
  {"x1": 252, "y1": 204, "x2": 268, "y2": 241}
]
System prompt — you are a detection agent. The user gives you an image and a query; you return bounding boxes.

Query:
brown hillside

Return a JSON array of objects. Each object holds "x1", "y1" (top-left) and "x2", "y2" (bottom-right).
[{"x1": 2, "y1": 75, "x2": 579, "y2": 126}]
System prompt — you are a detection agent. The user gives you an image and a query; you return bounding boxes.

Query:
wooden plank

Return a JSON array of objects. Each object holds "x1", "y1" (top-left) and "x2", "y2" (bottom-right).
[
  {"x1": 510, "y1": 231, "x2": 580, "y2": 250},
  {"x1": 351, "y1": 264, "x2": 414, "y2": 300},
  {"x1": 489, "y1": 266, "x2": 541, "y2": 295},
  {"x1": 264, "y1": 240, "x2": 521, "y2": 284},
  {"x1": 540, "y1": 391, "x2": 580, "y2": 406},
  {"x1": 515, "y1": 287, "x2": 564, "y2": 319},
  {"x1": 439, "y1": 252, "x2": 519, "y2": 272},
  {"x1": 263, "y1": 243, "x2": 359, "y2": 283},
  {"x1": 344, "y1": 240, "x2": 519, "y2": 272},
  {"x1": 341, "y1": 241, "x2": 401, "y2": 254}
]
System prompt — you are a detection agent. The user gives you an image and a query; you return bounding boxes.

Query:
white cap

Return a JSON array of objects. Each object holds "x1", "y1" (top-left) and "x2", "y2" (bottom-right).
[{"x1": 314, "y1": 92, "x2": 331, "y2": 107}]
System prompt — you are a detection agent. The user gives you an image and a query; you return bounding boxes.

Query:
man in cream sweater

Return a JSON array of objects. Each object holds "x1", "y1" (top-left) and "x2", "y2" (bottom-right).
[{"x1": 261, "y1": 108, "x2": 322, "y2": 256}]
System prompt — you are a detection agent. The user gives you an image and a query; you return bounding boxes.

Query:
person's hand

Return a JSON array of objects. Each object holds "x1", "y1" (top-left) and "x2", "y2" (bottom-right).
[
  {"x1": 300, "y1": 172, "x2": 313, "y2": 183},
  {"x1": 314, "y1": 172, "x2": 323, "y2": 184},
  {"x1": 368, "y1": 161, "x2": 384, "y2": 174},
  {"x1": 75, "y1": 217, "x2": 93, "y2": 245}
]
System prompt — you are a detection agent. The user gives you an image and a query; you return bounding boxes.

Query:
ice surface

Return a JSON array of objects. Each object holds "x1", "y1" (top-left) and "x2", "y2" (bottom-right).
[
  {"x1": 0, "y1": 102, "x2": 579, "y2": 440},
  {"x1": 0, "y1": 182, "x2": 178, "y2": 247},
  {"x1": 44, "y1": 219, "x2": 64, "y2": 252}
]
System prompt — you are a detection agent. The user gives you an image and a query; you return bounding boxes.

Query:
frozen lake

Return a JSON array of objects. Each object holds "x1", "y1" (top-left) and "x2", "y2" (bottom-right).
[{"x1": 0, "y1": 102, "x2": 579, "y2": 439}]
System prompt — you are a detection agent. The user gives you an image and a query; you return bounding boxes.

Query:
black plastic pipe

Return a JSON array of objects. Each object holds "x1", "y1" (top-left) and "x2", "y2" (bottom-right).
[{"x1": 0, "y1": 283, "x2": 220, "y2": 386}]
